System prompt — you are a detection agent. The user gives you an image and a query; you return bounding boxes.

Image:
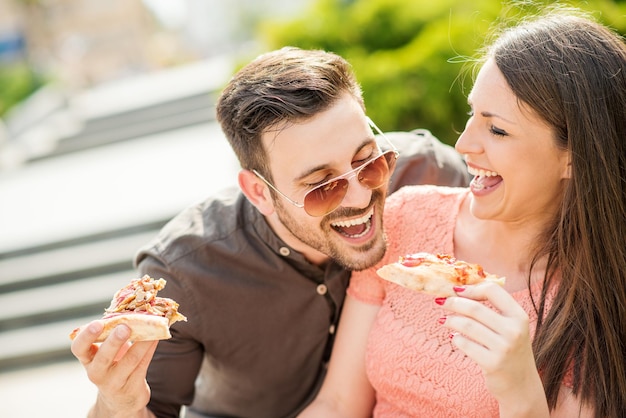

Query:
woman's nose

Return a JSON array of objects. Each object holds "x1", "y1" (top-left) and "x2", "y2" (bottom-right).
[{"x1": 455, "y1": 120, "x2": 481, "y2": 155}]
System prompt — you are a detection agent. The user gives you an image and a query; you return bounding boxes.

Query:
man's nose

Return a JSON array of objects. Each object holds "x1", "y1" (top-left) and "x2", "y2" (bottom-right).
[{"x1": 340, "y1": 172, "x2": 373, "y2": 209}]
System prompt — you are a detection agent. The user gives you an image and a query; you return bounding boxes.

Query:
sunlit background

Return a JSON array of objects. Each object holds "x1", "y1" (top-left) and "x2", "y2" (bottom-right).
[
  {"x1": 0, "y1": 1, "x2": 312, "y2": 416},
  {"x1": 0, "y1": 0, "x2": 624, "y2": 416}
]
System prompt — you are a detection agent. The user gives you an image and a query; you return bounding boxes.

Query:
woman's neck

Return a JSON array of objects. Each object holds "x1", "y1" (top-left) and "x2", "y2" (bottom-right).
[{"x1": 454, "y1": 195, "x2": 550, "y2": 292}]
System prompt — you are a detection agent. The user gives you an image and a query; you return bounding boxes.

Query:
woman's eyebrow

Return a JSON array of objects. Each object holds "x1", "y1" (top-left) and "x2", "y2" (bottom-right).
[{"x1": 479, "y1": 110, "x2": 516, "y2": 125}]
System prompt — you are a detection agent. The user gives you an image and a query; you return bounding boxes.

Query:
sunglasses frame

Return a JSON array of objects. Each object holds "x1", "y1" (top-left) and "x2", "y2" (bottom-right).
[{"x1": 252, "y1": 117, "x2": 399, "y2": 217}]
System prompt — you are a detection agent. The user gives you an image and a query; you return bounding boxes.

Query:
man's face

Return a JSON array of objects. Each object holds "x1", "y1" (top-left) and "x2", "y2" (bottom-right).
[{"x1": 261, "y1": 94, "x2": 390, "y2": 270}]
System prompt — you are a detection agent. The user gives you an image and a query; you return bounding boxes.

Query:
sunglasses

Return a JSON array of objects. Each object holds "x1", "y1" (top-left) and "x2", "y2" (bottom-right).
[{"x1": 253, "y1": 117, "x2": 399, "y2": 217}]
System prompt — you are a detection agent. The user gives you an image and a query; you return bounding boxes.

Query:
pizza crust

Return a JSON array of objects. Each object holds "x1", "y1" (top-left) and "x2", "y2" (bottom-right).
[
  {"x1": 69, "y1": 275, "x2": 186, "y2": 342},
  {"x1": 377, "y1": 252, "x2": 505, "y2": 297},
  {"x1": 69, "y1": 314, "x2": 172, "y2": 342}
]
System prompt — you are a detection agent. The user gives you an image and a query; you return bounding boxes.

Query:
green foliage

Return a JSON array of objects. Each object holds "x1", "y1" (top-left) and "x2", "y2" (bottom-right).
[
  {"x1": 259, "y1": 0, "x2": 626, "y2": 145},
  {"x1": 0, "y1": 63, "x2": 44, "y2": 117}
]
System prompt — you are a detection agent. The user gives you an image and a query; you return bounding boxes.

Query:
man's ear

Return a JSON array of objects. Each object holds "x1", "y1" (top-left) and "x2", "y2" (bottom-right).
[{"x1": 239, "y1": 169, "x2": 275, "y2": 216}]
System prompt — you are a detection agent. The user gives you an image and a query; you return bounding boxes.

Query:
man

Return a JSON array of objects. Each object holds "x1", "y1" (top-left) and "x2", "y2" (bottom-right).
[{"x1": 71, "y1": 47, "x2": 468, "y2": 418}]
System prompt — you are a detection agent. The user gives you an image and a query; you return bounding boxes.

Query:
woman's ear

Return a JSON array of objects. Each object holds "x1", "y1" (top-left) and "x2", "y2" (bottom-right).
[
  {"x1": 239, "y1": 169, "x2": 275, "y2": 216},
  {"x1": 562, "y1": 152, "x2": 572, "y2": 179}
]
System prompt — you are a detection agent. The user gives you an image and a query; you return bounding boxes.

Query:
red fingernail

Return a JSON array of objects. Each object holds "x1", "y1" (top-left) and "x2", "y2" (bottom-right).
[
  {"x1": 434, "y1": 297, "x2": 447, "y2": 305},
  {"x1": 453, "y1": 285, "x2": 465, "y2": 292},
  {"x1": 438, "y1": 317, "x2": 447, "y2": 325}
]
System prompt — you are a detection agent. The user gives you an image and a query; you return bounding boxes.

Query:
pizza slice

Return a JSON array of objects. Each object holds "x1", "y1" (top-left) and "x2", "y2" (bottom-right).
[
  {"x1": 69, "y1": 275, "x2": 187, "y2": 342},
  {"x1": 376, "y1": 252, "x2": 505, "y2": 297}
]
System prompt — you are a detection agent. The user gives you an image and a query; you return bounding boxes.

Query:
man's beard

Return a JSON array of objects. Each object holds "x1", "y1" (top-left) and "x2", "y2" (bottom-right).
[{"x1": 273, "y1": 190, "x2": 388, "y2": 271}]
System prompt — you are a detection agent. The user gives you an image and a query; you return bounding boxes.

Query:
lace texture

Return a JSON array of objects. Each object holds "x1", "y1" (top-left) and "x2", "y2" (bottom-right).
[{"x1": 348, "y1": 185, "x2": 549, "y2": 417}]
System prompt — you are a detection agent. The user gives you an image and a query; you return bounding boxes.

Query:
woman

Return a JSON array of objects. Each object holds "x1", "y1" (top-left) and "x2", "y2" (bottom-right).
[{"x1": 299, "y1": 8, "x2": 626, "y2": 418}]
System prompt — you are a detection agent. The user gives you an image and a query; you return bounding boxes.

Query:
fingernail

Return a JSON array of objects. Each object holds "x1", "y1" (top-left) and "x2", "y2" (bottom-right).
[
  {"x1": 88, "y1": 321, "x2": 103, "y2": 334},
  {"x1": 115, "y1": 325, "x2": 130, "y2": 339},
  {"x1": 434, "y1": 297, "x2": 447, "y2": 306},
  {"x1": 437, "y1": 316, "x2": 447, "y2": 325},
  {"x1": 453, "y1": 285, "x2": 465, "y2": 293}
]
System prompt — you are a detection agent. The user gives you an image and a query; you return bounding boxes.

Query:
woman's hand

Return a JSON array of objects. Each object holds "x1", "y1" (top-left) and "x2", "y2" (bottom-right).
[{"x1": 436, "y1": 283, "x2": 549, "y2": 418}]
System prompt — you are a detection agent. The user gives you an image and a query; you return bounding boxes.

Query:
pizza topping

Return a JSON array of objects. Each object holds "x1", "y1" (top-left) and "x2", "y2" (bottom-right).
[
  {"x1": 401, "y1": 253, "x2": 455, "y2": 265},
  {"x1": 103, "y1": 275, "x2": 187, "y2": 325},
  {"x1": 400, "y1": 253, "x2": 489, "y2": 282},
  {"x1": 399, "y1": 254, "x2": 428, "y2": 267},
  {"x1": 378, "y1": 252, "x2": 505, "y2": 296}
]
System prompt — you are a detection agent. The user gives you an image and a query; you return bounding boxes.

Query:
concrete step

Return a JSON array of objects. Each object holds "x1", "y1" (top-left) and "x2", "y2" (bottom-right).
[
  {"x1": 0, "y1": 270, "x2": 135, "y2": 331},
  {"x1": 6, "y1": 54, "x2": 233, "y2": 165},
  {"x1": 0, "y1": 263, "x2": 144, "y2": 371},
  {"x1": 0, "y1": 121, "x2": 239, "y2": 255},
  {"x1": 0, "y1": 315, "x2": 101, "y2": 370},
  {"x1": 43, "y1": 94, "x2": 216, "y2": 158},
  {"x1": 0, "y1": 54, "x2": 236, "y2": 373},
  {"x1": 0, "y1": 228, "x2": 163, "y2": 371},
  {"x1": 0, "y1": 230, "x2": 157, "y2": 293}
]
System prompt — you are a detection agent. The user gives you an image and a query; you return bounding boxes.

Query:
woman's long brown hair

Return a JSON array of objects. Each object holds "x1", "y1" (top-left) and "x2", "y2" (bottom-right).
[{"x1": 486, "y1": 9, "x2": 626, "y2": 417}]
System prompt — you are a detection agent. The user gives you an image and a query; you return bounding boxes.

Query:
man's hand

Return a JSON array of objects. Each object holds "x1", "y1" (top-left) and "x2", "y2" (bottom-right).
[{"x1": 71, "y1": 320, "x2": 158, "y2": 418}]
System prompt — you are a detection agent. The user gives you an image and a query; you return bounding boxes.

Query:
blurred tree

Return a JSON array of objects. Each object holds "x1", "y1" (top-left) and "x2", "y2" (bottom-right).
[
  {"x1": 0, "y1": 63, "x2": 45, "y2": 117},
  {"x1": 259, "y1": 0, "x2": 626, "y2": 145},
  {"x1": 0, "y1": 0, "x2": 45, "y2": 117}
]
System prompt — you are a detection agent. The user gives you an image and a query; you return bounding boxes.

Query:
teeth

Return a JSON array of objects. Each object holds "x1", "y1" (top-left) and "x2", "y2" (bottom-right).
[
  {"x1": 331, "y1": 208, "x2": 373, "y2": 228},
  {"x1": 468, "y1": 166, "x2": 499, "y2": 177},
  {"x1": 472, "y1": 181, "x2": 485, "y2": 191}
]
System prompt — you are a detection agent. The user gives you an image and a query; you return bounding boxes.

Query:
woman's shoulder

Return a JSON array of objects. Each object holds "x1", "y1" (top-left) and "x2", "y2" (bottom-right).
[
  {"x1": 386, "y1": 185, "x2": 468, "y2": 214},
  {"x1": 389, "y1": 183, "x2": 468, "y2": 198},
  {"x1": 382, "y1": 185, "x2": 466, "y2": 256}
]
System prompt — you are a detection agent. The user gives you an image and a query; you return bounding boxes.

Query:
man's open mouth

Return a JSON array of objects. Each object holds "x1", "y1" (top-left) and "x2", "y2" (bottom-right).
[{"x1": 330, "y1": 208, "x2": 374, "y2": 238}]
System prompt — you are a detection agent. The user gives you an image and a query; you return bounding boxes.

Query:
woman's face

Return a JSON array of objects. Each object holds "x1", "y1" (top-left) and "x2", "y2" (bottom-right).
[{"x1": 455, "y1": 58, "x2": 570, "y2": 225}]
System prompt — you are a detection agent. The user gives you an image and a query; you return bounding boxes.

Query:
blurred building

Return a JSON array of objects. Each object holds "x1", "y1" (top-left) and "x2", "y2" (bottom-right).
[
  {"x1": 0, "y1": 1, "x2": 25, "y2": 63},
  {"x1": 0, "y1": 0, "x2": 312, "y2": 170},
  {"x1": 0, "y1": 0, "x2": 311, "y2": 90},
  {"x1": 172, "y1": 0, "x2": 311, "y2": 57},
  {"x1": 0, "y1": 0, "x2": 313, "y2": 101},
  {"x1": 0, "y1": 0, "x2": 192, "y2": 90},
  {"x1": 0, "y1": 0, "x2": 198, "y2": 169}
]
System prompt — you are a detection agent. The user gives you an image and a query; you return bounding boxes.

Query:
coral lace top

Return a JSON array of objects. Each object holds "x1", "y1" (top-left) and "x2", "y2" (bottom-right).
[{"x1": 349, "y1": 185, "x2": 550, "y2": 417}]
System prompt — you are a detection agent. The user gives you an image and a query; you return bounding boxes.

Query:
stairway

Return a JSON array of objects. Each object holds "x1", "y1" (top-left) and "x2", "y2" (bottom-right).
[
  {"x1": 0, "y1": 221, "x2": 166, "y2": 370},
  {"x1": 0, "y1": 56, "x2": 239, "y2": 371}
]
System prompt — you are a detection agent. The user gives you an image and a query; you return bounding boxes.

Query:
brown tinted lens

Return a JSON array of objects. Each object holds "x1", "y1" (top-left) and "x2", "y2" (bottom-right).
[
  {"x1": 303, "y1": 178, "x2": 349, "y2": 216},
  {"x1": 385, "y1": 150, "x2": 398, "y2": 173},
  {"x1": 358, "y1": 151, "x2": 395, "y2": 189},
  {"x1": 302, "y1": 151, "x2": 397, "y2": 217}
]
